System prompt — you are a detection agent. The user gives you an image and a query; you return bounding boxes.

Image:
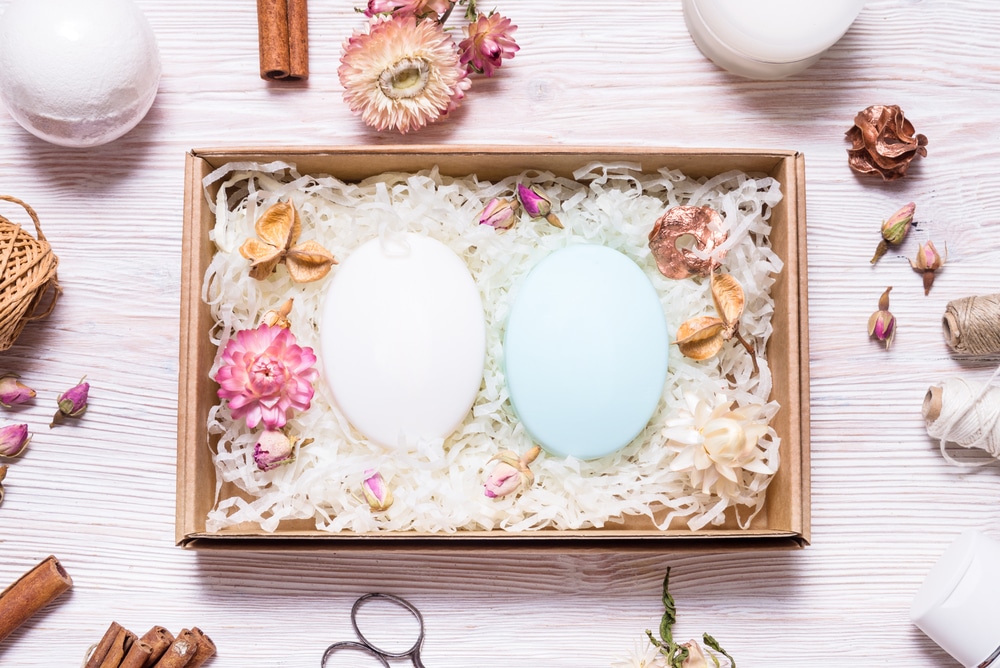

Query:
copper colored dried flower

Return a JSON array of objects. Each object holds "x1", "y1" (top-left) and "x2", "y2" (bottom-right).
[
  {"x1": 649, "y1": 206, "x2": 728, "y2": 279},
  {"x1": 846, "y1": 105, "x2": 928, "y2": 181}
]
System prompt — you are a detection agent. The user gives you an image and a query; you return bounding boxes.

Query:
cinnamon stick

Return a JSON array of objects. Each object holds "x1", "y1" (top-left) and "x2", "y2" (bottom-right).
[
  {"x1": 0, "y1": 556, "x2": 72, "y2": 644},
  {"x1": 97, "y1": 627, "x2": 136, "y2": 668},
  {"x1": 185, "y1": 627, "x2": 217, "y2": 668},
  {"x1": 152, "y1": 628, "x2": 197, "y2": 668},
  {"x1": 84, "y1": 622, "x2": 124, "y2": 668},
  {"x1": 257, "y1": 0, "x2": 309, "y2": 81},
  {"x1": 140, "y1": 626, "x2": 175, "y2": 667},
  {"x1": 120, "y1": 640, "x2": 154, "y2": 668}
]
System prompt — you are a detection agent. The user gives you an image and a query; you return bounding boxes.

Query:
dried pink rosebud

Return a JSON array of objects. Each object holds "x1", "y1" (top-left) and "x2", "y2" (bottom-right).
[
  {"x1": 0, "y1": 374, "x2": 35, "y2": 408},
  {"x1": 0, "y1": 423, "x2": 30, "y2": 458},
  {"x1": 459, "y1": 12, "x2": 519, "y2": 77},
  {"x1": 253, "y1": 430, "x2": 300, "y2": 471},
  {"x1": 478, "y1": 197, "x2": 519, "y2": 231},
  {"x1": 484, "y1": 445, "x2": 541, "y2": 498},
  {"x1": 909, "y1": 240, "x2": 945, "y2": 295},
  {"x1": 50, "y1": 378, "x2": 89, "y2": 427},
  {"x1": 867, "y1": 287, "x2": 896, "y2": 349},
  {"x1": 871, "y1": 202, "x2": 915, "y2": 264},
  {"x1": 362, "y1": 469, "x2": 393, "y2": 511},
  {"x1": 516, "y1": 184, "x2": 563, "y2": 229},
  {"x1": 680, "y1": 641, "x2": 709, "y2": 668}
]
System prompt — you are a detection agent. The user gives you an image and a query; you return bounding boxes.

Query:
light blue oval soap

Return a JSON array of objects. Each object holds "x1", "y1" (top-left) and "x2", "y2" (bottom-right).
[{"x1": 503, "y1": 244, "x2": 669, "y2": 460}]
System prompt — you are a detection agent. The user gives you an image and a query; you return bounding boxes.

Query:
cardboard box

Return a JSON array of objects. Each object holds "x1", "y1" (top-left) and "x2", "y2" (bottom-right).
[{"x1": 177, "y1": 146, "x2": 810, "y2": 550}]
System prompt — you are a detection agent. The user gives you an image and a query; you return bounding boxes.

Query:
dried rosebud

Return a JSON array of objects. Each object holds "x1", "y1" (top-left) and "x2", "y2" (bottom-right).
[
  {"x1": 680, "y1": 641, "x2": 709, "y2": 668},
  {"x1": 484, "y1": 445, "x2": 541, "y2": 498},
  {"x1": 909, "y1": 240, "x2": 945, "y2": 295},
  {"x1": 478, "y1": 197, "x2": 519, "y2": 231},
  {"x1": 0, "y1": 423, "x2": 29, "y2": 458},
  {"x1": 868, "y1": 287, "x2": 896, "y2": 349},
  {"x1": 260, "y1": 298, "x2": 294, "y2": 329},
  {"x1": 50, "y1": 378, "x2": 89, "y2": 427},
  {"x1": 253, "y1": 430, "x2": 301, "y2": 471},
  {"x1": 846, "y1": 104, "x2": 928, "y2": 181},
  {"x1": 516, "y1": 184, "x2": 563, "y2": 229},
  {"x1": 361, "y1": 469, "x2": 393, "y2": 511},
  {"x1": 871, "y1": 202, "x2": 915, "y2": 264},
  {"x1": 0, "y1": 374, "x2": 35, "y2": 408}
]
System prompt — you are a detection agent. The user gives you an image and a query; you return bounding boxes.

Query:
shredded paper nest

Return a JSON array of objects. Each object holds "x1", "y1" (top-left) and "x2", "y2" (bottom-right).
[{"x1": 202, "y1": 160, "x2": 784, "y2": 534}]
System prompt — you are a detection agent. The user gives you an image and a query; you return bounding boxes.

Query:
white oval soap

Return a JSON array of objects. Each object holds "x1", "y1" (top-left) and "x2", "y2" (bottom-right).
[
  {"x1": 504, "y1": 245, "x2": 669, "y2": 460},
  {"x1": 321, "y1": 234, "x2": 486, "y2": 448},
  {"x1": 0, "y1": 0, "x2": 161, "y2": 147}
]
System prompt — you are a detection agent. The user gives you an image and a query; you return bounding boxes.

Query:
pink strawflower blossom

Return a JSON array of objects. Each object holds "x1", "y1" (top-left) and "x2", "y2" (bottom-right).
[
  {"x1": 339, "y1": 15, "x2": 470, "y2": 134},
  {"x1": 216, "y1": 324, "x2": 318, "y2": 430},
  {"x1": 459, "y1": 12, "x2": 519, "y2": 77}
]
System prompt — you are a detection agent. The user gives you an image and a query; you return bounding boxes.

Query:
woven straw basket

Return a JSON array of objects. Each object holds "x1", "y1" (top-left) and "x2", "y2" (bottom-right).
[{"x1": 0, "y1": 196, "x2": 60, "y2": 351}]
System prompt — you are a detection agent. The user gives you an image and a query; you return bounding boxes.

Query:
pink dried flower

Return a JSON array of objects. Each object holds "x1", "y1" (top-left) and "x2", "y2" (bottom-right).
[
  {"x1": 0, "y1": 423, "x2": 30, "y2": 458},
  {"x1": 459, "y1": 12, "x2": 519, "y2": 77},
  {"x1": 868, "y1": 287, "x2": 896, "y2": 349},
  {"x1": 339, "y1": 15, "x2": 471, "y2": 134},
  {"x1": 362, "y1": 469, "x2": 394, "y2": 511},
  {"x1": 0, "y1": 374, "x2": 35, "y2": 408},
  {"x1": 216, "y1": 324, "x2": 318, "y2": 430},
  {"x1": 516, "y1": 183, "x2": 563, "y2": 228},
  {"x1": 478, "y1": 197, "x2": 519, "y2": 230},
  {"x1": 484, "y1": 445, "x2": 540, "y2": 498},
  {"x1": 253, "y1": 430, "x2": 295, "y2": 471},
  {"x1": 50, "y1": 378, "x2": 89, "y2": 427},
  {"x1": 364, "y1": 0, "x2": 451, "y2": 19}
]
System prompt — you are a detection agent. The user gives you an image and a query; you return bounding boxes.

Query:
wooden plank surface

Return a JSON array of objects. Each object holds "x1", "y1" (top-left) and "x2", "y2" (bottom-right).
[{"x1": 1, "y1": 0, "x2": 997, "y2": 665}]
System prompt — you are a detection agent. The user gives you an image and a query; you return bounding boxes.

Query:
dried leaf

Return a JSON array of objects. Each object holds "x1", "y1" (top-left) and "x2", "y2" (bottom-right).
[
  {"x1": 286, "y1": 240, "x2": 338, "y2": 283},
  {"x1": 675, "y1": 316, "x2": 726, "y2": 361},
  {"x1": 711, "y1": 273, "x2": 745, "y2": 331}
]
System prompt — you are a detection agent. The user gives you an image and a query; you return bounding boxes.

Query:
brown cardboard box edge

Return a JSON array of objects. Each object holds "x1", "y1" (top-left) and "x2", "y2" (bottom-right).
[{"x1": 177, "y1": 145, "x2": 811, "y2": 550}]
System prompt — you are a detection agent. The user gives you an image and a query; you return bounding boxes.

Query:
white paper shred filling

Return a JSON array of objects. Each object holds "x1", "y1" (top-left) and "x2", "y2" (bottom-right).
[{"x1": 201, "y1": 161, "x2": 784, "y2": 534}]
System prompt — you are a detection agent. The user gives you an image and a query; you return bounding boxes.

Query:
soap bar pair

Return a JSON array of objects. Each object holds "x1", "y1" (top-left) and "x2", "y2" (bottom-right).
[{"x1": 321, "y1": 235, "x2": 668, "y2": 460}]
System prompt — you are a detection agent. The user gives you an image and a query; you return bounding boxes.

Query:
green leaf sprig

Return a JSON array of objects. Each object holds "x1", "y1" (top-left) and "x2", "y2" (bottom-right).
[{"x1": 645, "y1": 568, "x2": 736, "y2": 668}]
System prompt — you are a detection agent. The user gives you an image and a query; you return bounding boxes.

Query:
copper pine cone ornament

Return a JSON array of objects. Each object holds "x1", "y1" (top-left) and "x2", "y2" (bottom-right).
[{"x1": 846, "y1": 105, "x2": 928, "y2": 181}]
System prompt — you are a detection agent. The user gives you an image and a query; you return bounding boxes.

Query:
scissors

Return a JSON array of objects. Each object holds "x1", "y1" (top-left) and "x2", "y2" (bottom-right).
[{"x1": 321, "y1": 593, "x2": 427, "y2": 667}]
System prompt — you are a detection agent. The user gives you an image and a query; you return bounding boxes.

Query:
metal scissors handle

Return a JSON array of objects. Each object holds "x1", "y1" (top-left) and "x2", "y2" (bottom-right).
[{"x1": 321, "y1": 593, "x2": 427, "y2": 668}]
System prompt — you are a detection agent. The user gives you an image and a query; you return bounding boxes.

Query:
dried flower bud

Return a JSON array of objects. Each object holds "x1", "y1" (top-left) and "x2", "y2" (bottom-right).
[
  {"x1": 680, "y1": 641, "x2": 709, "y2": 668},
  {"x1": 0, "y1": 423, "x2": 30, "y2": 458},
  {"x1": 846, "y1": 104, "x2": 928, "y2": 181},
  {"x1": 261, "y1": 298, "x2": 294, "y2": 329},
  {"x1": 909, "y1": 240, "x2": 945, "y2": 295},
  {"x1": 868, "y1": 287, "x2": 896, "y2": 349},
  {"x1": 0, "y1": 464, "x2": 6, "y2": 506},
  {"x1": 484, "y1": 445, "x2": 541, "y2": 498},
  {"x1": 361, "y1": 469, "x2": 393, "y2": 511},
  {"x1": 516, "y1": 184, "x2": 563, "y2": 228},
  {"x1": 0, "y1": 374, "x2": 35, "y2": 408},
  {"x1": 253, "y1": 430, "x2": 311, "y2": 471},
  {"x1": 871, "y1": 202, "x2": 915, "y2": 264},
  {"x1": 478, "y1": 197, "x2": 519, "y2": 231},
  {"x1": 50, "y1": 378, "x2": 89, "y2": 427}
]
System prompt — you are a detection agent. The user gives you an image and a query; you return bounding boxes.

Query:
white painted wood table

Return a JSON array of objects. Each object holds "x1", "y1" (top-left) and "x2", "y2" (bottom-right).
[{"x1": 1, "y1": 0, "x2": 998, "y2": 665}]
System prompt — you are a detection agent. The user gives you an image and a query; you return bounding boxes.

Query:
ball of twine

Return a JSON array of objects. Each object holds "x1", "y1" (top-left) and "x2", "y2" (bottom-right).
[
  {"x1": 923, "y1": 371, "x2": 1000, "y2": 467},
  {"x1": 942, "y1": 294, "x2": 1000, "y2": 355},
  {"x1": 0, "y1": 195, "x2": 60, "y2": 351}
]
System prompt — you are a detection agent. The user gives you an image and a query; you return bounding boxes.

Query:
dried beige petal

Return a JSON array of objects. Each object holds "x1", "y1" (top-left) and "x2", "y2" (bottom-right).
[
  {"x1": 239, "y1": 237, "x2": 284, "y2": 279},
  {"x1": 286, "y1": 240, "x2": 338, "y2": 283},
  {"x1": 255, "y1": 201, "x2": 300, "y2": 249},
  {"x1": 675, "y1": 316, "x2": 726, "y2": 361},
  {"x1": 711, "y1": 272, "x2": 745, "y2": 331},
  {"x1": 648, "y1": 205, "x2": 728, "y2": 279}
]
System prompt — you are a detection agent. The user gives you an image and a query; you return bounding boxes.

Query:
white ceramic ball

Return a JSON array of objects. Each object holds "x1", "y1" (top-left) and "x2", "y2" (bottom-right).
[{"x1": 0, "y1": 0, "x2": 161, "y2": 147}]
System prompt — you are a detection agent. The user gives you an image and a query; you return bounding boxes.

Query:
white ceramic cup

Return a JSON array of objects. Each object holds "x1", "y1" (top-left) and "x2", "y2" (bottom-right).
[{"x1": 682, "y1": 0, "x2": 867, "y2": 80}]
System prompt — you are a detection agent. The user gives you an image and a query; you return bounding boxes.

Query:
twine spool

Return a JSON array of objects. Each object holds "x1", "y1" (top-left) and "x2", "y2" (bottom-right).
[
  {"x1": 0, "y1": 196, "x2": 60, "y2": 350},
  {"x1": 923, "y1": 372, "x2": 1000, "y2": 467},
  {"x1": 942, "y1": 294, "x2": 1000, "y2": 355}
]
